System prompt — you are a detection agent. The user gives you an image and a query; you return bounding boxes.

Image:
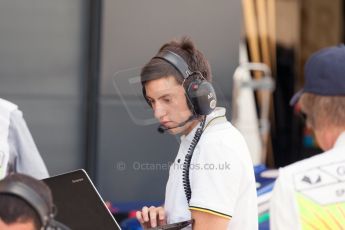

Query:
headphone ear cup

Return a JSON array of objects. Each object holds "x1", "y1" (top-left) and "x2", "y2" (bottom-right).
[
  {"x1": 186, "y1": 79, "x2": 217, "y2": 115},
  {"x1": 0, "y1": 181, "x2": 54, "y2": 230}
]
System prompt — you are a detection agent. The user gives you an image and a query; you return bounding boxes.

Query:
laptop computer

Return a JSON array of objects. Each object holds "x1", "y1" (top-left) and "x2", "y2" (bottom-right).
[{"x1": 43, "y1": 169, "x2": 121, "y2": 230}]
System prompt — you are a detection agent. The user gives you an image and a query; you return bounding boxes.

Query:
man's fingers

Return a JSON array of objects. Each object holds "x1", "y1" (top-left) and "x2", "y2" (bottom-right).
[
  {"x1": 137, "y1": 206, "x2": 166, "y2": 228},
  {"x1": 149, "y1": 206, "x2": 157, "y2": 227},
  {"x1": 157, "y1": 207, "x2": 166, "y2": 225},
  {"x1": 136, "y1": 211, "x2": 144, "y2": 224},
  {"x1": 157, "y1": 207, "x2": 165, "y2": 220},
  {"x1": 142, "y1": 206, "x2": 149, "y2": 222}
]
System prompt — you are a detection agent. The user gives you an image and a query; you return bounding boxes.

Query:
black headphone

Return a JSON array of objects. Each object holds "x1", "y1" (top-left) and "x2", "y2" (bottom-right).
[
  {"x1": 0, "y1": 181, "x2": 70, "y2": 230},
  {"x1": 145, "y1": 50, "x2": 217, "y2": 116}
]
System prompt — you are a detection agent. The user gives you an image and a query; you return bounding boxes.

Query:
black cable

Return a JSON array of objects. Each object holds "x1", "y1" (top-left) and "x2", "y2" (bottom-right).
[{"x1": 182, "y1": 116, "x2": 206, "y2": 203}]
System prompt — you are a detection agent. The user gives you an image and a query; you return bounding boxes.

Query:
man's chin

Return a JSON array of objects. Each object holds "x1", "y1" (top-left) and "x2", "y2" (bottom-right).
[{"x1": 166, "y1": 127, "x2": 183, "y2": 135}]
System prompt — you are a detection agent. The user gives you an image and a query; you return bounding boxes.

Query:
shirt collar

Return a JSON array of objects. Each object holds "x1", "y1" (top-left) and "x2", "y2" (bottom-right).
[
  {"x1": 333, "y1": 131, "x2": 345, "y2": 148},
  {"x1": 181, "y1": 107, "x2": 227, "y2": 142}
]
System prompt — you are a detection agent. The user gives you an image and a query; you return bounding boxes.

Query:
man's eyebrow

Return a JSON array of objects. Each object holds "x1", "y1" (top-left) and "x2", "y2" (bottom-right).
[
  {"x1": 158, "y1": 94, "x2": 172, "y2": 100},
  {"x1": 146, "y1": 94, "x2": 172, "y2": 101}
]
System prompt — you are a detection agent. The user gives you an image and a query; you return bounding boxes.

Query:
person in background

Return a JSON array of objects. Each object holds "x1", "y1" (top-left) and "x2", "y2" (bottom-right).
[
  {"x1": 0, "y1": 98, "x2": 48, "y2": 179},
  {"x1": 270, "y1": 45, "x2": 345, "y2": 229},
  {"x1": 0, "y1": 173, "x2": 71, "y2": 230},
  {"x1": 135, "y1": 37, "x2": 258, "y2": 229},
  {"x1": 0, "y1": 173, "x2": 53, "y2": 230}
]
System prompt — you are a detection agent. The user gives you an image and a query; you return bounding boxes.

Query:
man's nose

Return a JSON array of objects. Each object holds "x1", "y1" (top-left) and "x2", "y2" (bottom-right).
[{"x1": 153, "y1": 102, "x2": 167, "y2": 120}]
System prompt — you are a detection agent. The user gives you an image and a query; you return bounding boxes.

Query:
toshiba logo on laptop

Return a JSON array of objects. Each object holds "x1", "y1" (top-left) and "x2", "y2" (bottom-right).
[{"x1": 72, "y1": 178, "x2": 84, "y2": 183}]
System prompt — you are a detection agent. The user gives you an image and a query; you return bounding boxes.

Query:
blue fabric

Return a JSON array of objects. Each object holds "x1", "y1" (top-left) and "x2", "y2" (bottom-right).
[{"x1": 120, "y1": 218, "x2": 142, "y2": 230}]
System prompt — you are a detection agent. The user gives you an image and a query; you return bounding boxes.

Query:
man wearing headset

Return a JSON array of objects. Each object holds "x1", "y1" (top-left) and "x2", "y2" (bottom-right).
[
  {"x1": 0, "y1": 173, "x2": 53, "y2": 230},
  {"x1": 270, "y1": 45, "x2": 345, "y2": 229},
  {"x1": 136, "y1": 37, "x2": 258, "y2": 229},
  {"x1": 0, "y1": 173, "x2": 70, "y2": 230}
]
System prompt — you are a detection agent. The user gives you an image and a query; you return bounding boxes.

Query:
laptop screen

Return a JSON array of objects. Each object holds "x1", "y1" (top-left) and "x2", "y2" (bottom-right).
[{"x1": 43, "y1": 169, "x2": 120, "y2": 230}]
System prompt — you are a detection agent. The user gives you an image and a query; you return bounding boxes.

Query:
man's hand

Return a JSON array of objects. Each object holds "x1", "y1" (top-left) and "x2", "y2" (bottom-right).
[{"x1": 136, "y1": 206, "x2": 167, "y2": 228}]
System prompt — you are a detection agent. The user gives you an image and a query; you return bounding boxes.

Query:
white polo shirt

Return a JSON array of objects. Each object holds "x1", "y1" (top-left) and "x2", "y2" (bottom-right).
[
  {"x1": 164, "y1": 107, "x2": 258, "y2": 229},
  {"x1": 270, "y1": 131, "x2": 345, "y2": 229}
]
